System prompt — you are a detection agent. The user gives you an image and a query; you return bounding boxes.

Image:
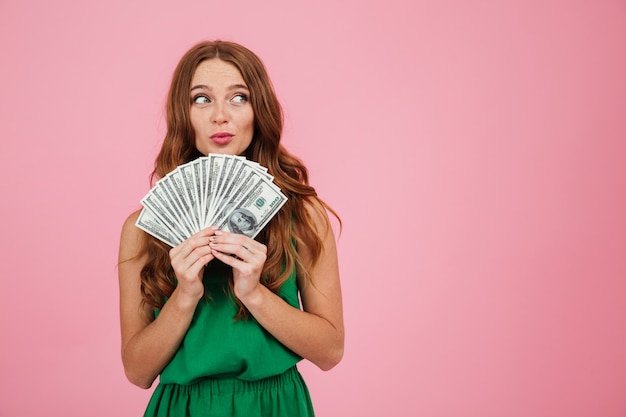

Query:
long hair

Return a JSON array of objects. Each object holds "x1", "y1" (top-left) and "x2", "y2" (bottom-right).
[{"x1": 137, "y1": 40, "x2": 339, "y2": 318}]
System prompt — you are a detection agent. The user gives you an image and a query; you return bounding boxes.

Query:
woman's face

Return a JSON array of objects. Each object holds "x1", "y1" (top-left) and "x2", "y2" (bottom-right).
[{"x1": 190, "y1": 59, "x2": 254, "y2": 156}]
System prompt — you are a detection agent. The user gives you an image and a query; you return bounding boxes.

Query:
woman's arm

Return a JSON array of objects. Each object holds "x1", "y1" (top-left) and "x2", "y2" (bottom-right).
[
  {"x1": 210, "y1": 201, "x2": 344, "y2": 370},
  {"x1": 118, "y1": 211, "x2": 216, "y2": 388}
]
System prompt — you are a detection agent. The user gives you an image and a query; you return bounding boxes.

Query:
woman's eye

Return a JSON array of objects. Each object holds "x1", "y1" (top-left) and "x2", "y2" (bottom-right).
[
  {"x1": 193, "y1": 95, "x2": 210, "y2": 104},
  {"x1": 231, "y1": 94, "x2": 248, "y2": 104}
]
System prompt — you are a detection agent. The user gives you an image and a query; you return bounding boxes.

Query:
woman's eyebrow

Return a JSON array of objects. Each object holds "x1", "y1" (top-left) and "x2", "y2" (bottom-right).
[
  {"x1": 190, "y1": 84, "x2": 249, "y2": 92},
  {"x1": 229, "y1": 84, "x2": 249, "y2": 91}
]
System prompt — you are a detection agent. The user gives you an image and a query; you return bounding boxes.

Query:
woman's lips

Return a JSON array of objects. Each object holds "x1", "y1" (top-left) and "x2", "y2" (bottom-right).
[{"x1": 210, "y1": 132, "x2": 234, "y2": 145}]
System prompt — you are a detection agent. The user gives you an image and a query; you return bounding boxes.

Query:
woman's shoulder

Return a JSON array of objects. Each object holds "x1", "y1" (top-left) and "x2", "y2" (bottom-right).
[
  {"x1": 119, "y1": 208, "x2": 145, "y2": 256},
  {"x1": 303, "y1": 197, "x2": 333, "y2": 224},
  {"x1": 121, "y1": 209, "x2": 143, "y2": 234},
  {"x1": 295, "y1": 197, "x2": 336, "y2": 239}
]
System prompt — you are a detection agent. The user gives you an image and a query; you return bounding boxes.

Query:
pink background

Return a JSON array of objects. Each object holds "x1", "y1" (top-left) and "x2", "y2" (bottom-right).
[{"x1": 1, "y1": 1, "x2": 625, "y2": 416}]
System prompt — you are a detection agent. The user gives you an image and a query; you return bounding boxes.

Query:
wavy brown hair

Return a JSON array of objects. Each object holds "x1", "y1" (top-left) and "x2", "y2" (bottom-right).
[{"x1": 136, "y1": 40, "x2": 339, "y2": 318}]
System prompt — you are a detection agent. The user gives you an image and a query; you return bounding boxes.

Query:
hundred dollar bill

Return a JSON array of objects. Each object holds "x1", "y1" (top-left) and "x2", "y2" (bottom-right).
[
  {"x1": 207, "y1": 159, "x2": 251, "y2": 225},
  {"x1": 191, "y1": 159, "x2": 204, "y2": 223},
  {"x1": 196, "y1": 156, "x2": 210, "y2": 225},
  {"x1": 216, "y1": 175, "x2": 287, "y2": 238},
  {"x1": 246, "y1": 159, "x2": 268, "y2": 174},
  {"x1": 211, "y1": 156, "x2": 244, "y2": 214},
  {"x1": 141, "y1": 186, "x2": 193, "y2": 239},
  {"x1": 135, "y1": 207, "x2": 183, "y2": 247},
  {"x1": 202, "y1": 154, "x2": 226, "y2": 227},
  {"x1": 177, "y1": 160, "x2": 202, "y2": 229},
  {"x1": 175, "y1": 168, "x2": 202, "y2": 230},
  {"x1": 208, "y1": 154, "x2": 237, "y2": 218},
  {"x1": 209, "y1": 167, "x2": 263, "y2": 228},
  {"x1": 156, "y1": 175, "x2": 197, "y2": 235},
  {"x1": 163, "y1": 171, "x2": 199, "y2": 231}
]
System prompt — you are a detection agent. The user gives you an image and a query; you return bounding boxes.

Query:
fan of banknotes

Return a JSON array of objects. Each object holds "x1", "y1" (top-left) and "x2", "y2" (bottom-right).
[{"x1": 135, "y1": 154, "x2": 287, "y2": 247}]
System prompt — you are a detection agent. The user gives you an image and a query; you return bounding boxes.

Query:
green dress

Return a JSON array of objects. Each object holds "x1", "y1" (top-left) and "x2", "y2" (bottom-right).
[{"x1": 144, "y1": 260, "x2": 315, "y2": 417}]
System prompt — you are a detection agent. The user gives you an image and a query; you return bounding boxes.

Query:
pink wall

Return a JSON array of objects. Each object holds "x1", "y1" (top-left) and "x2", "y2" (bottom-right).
[{"x1": 1, "y1": 1, "x2": 625, "y2": 416}]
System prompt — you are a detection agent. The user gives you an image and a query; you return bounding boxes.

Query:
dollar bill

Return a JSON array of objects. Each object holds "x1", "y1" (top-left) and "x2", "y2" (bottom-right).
[
  {"x1": 209, "y1": 167, "x2": 263, "y2": 228},
  {"x1": 177, "y1": 160, "x2": 202, "y2": 230},
  {"x1": 203, "y1": 154, "x2": 226, "y2": 227},
  {"x1": 162, "y1": 172, "x2": 198, "y2": 232},
  {"x1": 157, "y1": 176, "x2": 198, "y2": 236},
  {"x1": 141, "y1": 185, "x2": 194, "y2": 239},
  {"x1": 135, "y1": 207, "x2": 184, "y2": 247},
  {"x1": 216, "y1": 175, "x2": 287, "y2": 239}
]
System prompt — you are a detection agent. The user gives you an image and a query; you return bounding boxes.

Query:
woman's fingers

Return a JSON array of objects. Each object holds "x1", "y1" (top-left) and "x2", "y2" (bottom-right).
[
  {"x1": 170, "y1": 227, "x2": 219, "y2": 280},
  {"x1": 184, "y1": 245, "x2": 215, "y2": 272},
  {"x1": 209, "y1": 231, "x2": 266, "y2": 269},
  {"x1": 209, "y1": 230, "x2": 266, "y2": 255},
  {"x1": 207, "y1": 230, "x2": 267, "y2": 300},
  {"x1": 170, "y1": 227, "x2": 218, "y2": 260}
]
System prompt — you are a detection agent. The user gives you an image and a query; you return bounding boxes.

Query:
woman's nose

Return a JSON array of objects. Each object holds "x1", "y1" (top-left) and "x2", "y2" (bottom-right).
[{"x1": 211, "y1": 103, "x2": 229, "y2": 124}]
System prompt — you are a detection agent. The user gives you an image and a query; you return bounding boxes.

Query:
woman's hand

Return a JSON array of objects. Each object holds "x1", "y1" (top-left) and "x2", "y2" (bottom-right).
[
  {"x1": 169, "y1": 227, "x2": 218, "y2": 303},
  {"x1": 208, "y1": 230, "x2": 267, "y2": 300}
]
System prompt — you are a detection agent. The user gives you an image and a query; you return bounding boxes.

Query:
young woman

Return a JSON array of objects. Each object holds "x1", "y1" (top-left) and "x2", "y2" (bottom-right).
[{"x1": 118, "y1": 40, "x2": 344, "y2": 416}]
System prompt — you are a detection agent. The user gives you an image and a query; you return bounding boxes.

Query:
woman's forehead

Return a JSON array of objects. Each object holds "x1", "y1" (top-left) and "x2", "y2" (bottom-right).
[{"x1": 191, "y1": 59, "x2": 246, "y2": 87}]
